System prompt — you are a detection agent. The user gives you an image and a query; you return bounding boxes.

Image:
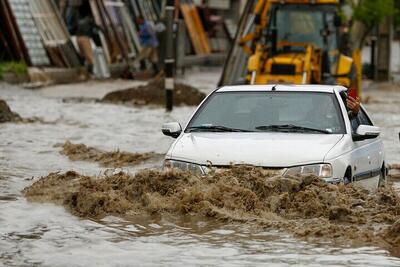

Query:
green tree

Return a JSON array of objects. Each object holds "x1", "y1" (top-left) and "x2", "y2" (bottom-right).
[
  {"x1": 394, "y1": 0, "x2": 400, "y2": 28},
  {"x1": 350, "y1": 0, "x2": 395, "y2": 48}
]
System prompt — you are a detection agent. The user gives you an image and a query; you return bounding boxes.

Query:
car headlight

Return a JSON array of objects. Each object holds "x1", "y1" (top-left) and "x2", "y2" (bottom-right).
[
  {"x1": 283, "y1": 163, "x2": 332, "y2": 178},
  {"x1": 163, "y1": 159, "x2": 205, "y2": 175}
]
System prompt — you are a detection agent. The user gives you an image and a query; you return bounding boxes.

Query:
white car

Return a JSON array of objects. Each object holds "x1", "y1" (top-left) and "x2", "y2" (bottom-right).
[{"x1": 162, "y1": 85, "x2": 386, "y2": 190}]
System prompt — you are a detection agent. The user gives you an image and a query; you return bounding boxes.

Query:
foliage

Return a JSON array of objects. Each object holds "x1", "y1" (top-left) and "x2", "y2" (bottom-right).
[
  {"x1": 352, "y1": 0, "x2": 395, "y2": 29},
  {"x1": 0, "y1": 62, "x2": 27, "y2": 79},
  {"x1": 395, "y1": 0, "x2": 400, "y2": 27},
  {"x1": 347, "y1": 0, "x2": 397, "y2": 48}
]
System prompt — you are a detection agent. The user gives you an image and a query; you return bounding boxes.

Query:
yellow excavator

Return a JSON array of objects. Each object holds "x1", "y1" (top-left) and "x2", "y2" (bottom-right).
[{"x1": 219, "y1": 0, "x2": 361, "y2": 97}]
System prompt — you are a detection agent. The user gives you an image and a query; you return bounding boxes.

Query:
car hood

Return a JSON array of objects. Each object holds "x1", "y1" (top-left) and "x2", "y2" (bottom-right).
[{"x1": 169, "y1": 133, "x2": 343, "y2": 167}]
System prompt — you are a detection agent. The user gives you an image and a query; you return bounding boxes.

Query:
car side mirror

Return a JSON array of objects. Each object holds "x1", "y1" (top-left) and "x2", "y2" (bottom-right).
[
  {"x1": 352, "y1": 125, "x2": 380, "y2": 141},
  {"x1": 162, "y1": 122, "x2": 182, "y2": 138}
]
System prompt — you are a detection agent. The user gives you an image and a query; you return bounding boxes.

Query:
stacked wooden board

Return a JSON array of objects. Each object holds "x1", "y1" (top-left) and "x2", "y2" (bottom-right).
[
  {"x1": 6, "y1": 0, "x2": 50, "y2": 66},
  {"x1": 0, "y1": 0, "x2": 81, "y2": 68},
  {"x1": 29, "y1": 0, "x2": 81, "y2": 68},
  {"x1": 127, "y1": 0, "x2": 161, "y2": 24},
  {"x1": 136, "y1": 0, "x2": 160, "y2": 21},
  {"x1": 129, "y1": 0, "x2": 212, "y2": 56},
  {"x1": 1, "y1": 0, "x2": 224, "y2": 69},
  {"x1": 180, "y1": 2, "x2": 211, "y2": 55},
  {"x1": 89, "y1": 0, "x2": 141, "y2": 64},
  {"x1": 87, "y1": 0, "x2": 165, "y2": 64},
  {"x1": 88, "y1": 0, "x2": 213, "y2": 67}
]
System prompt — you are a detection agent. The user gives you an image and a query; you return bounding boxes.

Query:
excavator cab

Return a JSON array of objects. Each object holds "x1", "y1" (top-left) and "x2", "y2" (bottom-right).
[
  {"x1": 252, "y1": 3, "x2": 340, "y2": 84},
  {"x1": 219, "y1": 0, "x2": 361, "y2": 97}
]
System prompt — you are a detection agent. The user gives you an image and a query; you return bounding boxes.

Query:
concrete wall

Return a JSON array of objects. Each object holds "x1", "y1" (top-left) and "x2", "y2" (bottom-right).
[{"x1": 362, "y1": 40, "x2": 400, "y2": 77}]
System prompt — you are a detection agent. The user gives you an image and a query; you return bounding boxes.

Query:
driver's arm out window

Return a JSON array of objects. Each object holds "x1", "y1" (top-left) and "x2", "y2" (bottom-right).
[{"x1": 338, "y1": 92, "x2": 359, "y2": 133}]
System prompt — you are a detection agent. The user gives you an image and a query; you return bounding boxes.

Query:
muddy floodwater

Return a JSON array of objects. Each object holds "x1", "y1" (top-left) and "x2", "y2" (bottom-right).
[{"x1": 1, "y1": 72, "x2": 400, "y2": 266}]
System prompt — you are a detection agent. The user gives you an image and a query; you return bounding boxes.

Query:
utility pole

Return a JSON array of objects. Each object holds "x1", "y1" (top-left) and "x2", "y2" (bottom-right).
[{"x1": 164, "y1": 0, "x2": 175, "y2": 111}]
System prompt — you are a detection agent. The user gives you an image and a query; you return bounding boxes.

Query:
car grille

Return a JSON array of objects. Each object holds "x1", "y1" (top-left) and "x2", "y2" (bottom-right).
[
  {"x1": 270, "y1": 64, "x2": 296, "y2": 75},
  {"x1": 203, "y1": 165, "x2": 285, "y2": 177}
]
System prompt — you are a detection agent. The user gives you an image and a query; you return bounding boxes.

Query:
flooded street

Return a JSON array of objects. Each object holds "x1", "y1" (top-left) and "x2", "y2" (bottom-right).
[
  {"x1": 363, "y1": 84, "x2": 400, "y2": 164},
  {"x1": 1, "y1": 71, "x2": 400, "y2": 266}
]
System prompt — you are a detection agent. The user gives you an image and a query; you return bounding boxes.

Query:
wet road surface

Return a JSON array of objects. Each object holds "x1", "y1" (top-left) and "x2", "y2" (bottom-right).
[{"x1": 1, "y1": 75, "x2": 400, "y2": 266}]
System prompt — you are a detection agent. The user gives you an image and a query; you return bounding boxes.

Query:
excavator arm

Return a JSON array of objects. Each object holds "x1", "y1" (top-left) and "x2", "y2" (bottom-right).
[{"x1": 238, "y1": 0, "x2": 272, "y2": 56}]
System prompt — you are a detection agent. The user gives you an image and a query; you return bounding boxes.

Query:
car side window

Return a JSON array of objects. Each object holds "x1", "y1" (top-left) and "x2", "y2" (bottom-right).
[
  {"x1": 350, "y1": 108, "x2": 373, "y2": 133},
  {"x1": 350, "y1": 116, "x2": 360, "y2": 133},
  {"x1": 358, "y1": 108, "x2": 373, "y2": 126}
]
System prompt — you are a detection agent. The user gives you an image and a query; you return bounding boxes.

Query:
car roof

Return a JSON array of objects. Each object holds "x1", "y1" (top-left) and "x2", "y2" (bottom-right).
[{"x1": 216, "y1": 84, "x2": 347, "y2": 93}]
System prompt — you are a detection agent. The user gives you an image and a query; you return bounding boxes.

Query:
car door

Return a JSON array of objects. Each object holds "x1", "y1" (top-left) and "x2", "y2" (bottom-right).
[
  {"x1": 358, "y1": 107, "x2": 383, "y2": 171},
  {"x1": 349, "y1": 107, "x2": 382, "y2": 188}
]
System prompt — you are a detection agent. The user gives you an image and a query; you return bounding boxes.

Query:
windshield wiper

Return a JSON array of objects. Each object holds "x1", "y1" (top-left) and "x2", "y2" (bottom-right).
[
  {"x1": 255, "y1": 124, "x2": 330, "y2": 134},
  {"x1": 187, "y1": 125, "x2": 251, "y2": 133}
]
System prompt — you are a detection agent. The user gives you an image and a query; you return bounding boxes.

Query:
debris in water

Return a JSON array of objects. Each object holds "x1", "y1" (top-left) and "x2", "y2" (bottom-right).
[
  {"x1": 59, "y1": 141, "x2": 160, "y2": 167},
  {"x1": 388, "y1": 164, "x2": 400, "y2": 181},
  {"x1": 0, "y1": 99, "x2": 55, "y2": 124},
  {"x1": 101, "y1": 76, "x2": 206, "y2": 106},
  {"x1": 383, "y1": 219, "x2": 400, "y2": 256},
  {"x1": 23, "y1": 166, "x2": 400, "y2": 256},
  {"x1": 389, "y1": 164, "x2": 400, "y2": 170},
  {"x1": 0, "y1": 99, "x2": 22, "y2": 123}
]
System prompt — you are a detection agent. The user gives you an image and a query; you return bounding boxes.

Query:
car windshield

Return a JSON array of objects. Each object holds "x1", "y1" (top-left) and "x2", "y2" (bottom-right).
[{"x1": 186, "y1": 91, "x2": 345, "y2": 134}]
